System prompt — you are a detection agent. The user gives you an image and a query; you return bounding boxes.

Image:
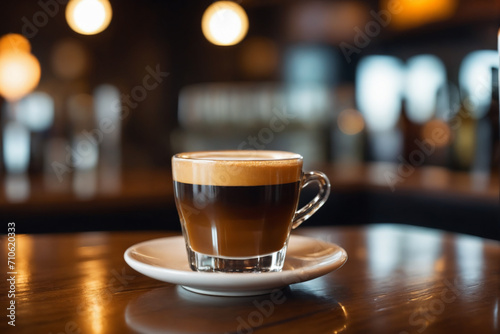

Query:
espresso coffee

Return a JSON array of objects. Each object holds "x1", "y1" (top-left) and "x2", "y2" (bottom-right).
[
  {"x1": 174, "y1": 181, "x2": 300, "y2": 257},
  {"x1": 172, "y1": 151, "x2": 303, "y2": 258}
]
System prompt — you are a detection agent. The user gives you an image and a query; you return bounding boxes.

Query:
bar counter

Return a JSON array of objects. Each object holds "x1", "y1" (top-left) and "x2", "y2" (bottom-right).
[{"x1": 2, "y1": 163, "x2": 498, "y2": 239}]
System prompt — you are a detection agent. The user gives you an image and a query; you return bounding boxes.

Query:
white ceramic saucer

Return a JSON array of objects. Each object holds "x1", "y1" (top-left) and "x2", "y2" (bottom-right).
[{"x1": 124, "y1": 234, "x2": 348, "y2": 296}]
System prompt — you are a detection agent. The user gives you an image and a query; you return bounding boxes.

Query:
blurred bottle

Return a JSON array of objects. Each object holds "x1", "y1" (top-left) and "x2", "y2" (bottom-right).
[
  {"x1": 488, "y1": 68, "x2": 499, "y2": 172},
  {"x1": 400, "y1": 99, "x2": 420, "y2": 163},
  {"x1": 450, "y1": 101, "x2": 475, "y2": 171},
  {"x1": 432, "y1": 82, "x2": 461, "y2": 167}
]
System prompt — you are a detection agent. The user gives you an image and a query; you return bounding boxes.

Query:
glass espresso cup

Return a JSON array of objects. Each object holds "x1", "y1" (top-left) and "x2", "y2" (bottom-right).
[{"x1": 172, "y1": 150, "x2": 330, "y2": 272}]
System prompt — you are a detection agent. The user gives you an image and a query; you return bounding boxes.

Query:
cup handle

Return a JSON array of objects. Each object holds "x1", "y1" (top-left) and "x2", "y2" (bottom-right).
[{"x1": 291, "y1": 171, "x2": 331, "y2": 229}]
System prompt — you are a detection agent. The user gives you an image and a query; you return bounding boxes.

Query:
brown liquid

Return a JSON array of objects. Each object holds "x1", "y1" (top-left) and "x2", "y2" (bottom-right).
[{"x1": 174, "y1": 181, "x2": 300, "y2": 257}]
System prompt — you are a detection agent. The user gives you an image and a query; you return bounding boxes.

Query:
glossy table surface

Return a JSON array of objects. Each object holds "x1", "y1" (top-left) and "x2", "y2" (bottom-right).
[{"x1": 1, "y1": 224, "x2": 499, "y2": 334}]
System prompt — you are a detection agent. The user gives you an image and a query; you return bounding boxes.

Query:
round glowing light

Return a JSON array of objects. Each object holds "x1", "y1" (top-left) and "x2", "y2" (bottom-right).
[
  {"x1": 0, "y1": 34, "x2": 31, "y2": 54},
  {"x1": 0, "y1": 51, "x2": 41, "y2": 101},
  {"x1": 51, "y1": 39, "x2": 89, "y2": 80},
  {"x1": 337, "y1": 109, "x2": 365, "y2": 135},
  {"x1": 18, "y1": 92, "x2": 55, "y2": 132},
  {"x1": 202, "y1": 1, "x2": 249, "y2": 46},
  {"x1": 239, "y1": 37, "x2": 278, "y2": 77},
  {"x1": 421, "y1": 119, "x2": 451, "y2": 148},
  {"x1": 66, "y1": 0, "x2": 112, "y2": 35}
]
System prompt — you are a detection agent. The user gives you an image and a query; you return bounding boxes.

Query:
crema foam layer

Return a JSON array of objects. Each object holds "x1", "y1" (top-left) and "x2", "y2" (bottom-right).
[{"x1": 172, "y1": 150, "x2": 303, "y2": 186}]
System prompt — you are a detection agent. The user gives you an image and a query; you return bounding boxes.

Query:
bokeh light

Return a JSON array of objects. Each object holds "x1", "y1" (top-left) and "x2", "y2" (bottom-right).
[
  {"x1": 202, "y1": 1, "x2": 249, "y2": 46},
  {"x1": 405, "y1": 55, "x2": 447, "y2": 124},
  {"x1": 337, "y1": 109, "x2": 365, "y2": 135},
  {"x1": 18, "y1": 92, "x2": 55, "y2": 132},
  {"x1": 51, "y1": 39, "x2": 89, "y2": 80},
  {"x1": 239, "y1": 37, "x2": 278, "y2": 78},
  {"x1": 356, "y1": 55, "x2": 405, "y2": 132},
  {"x1": 66, "y1": 0, "x2": 113, "y2": 35},
  {"x1": 0, "y1": 48, "x2": 41, "y2": 101},
  {"x1": 3, "y1": 121, "x2": 30, "y2": 174},
  {"x1": 384, "y1": 0, "x2": 457, "y2": 29},
  {"x1": 5, "y1": 174, "x2": 30, "y2": 202},
  {"x1": 421, "y1": 119, "x2": 452, "y2": 148},
  {"x1": 459, "y1": 50, "x2": 498, "y2": 119},
  {"x1": 284, "y1": 45, "x2": 338, "y2": 85},
  {"x1": 0, "y1": 34, "x2": 31, "y2": 54}
]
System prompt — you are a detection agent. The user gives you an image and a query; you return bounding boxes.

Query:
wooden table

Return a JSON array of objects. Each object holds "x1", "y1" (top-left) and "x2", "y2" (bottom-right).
[{"x1": 1, "y1": 224, "x2": 499, "y2": 333}]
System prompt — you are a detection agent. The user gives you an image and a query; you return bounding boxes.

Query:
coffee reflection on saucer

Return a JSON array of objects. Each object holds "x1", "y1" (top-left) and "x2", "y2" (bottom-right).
[{"x1": 126, "y1": 284, "x2": 348, "y2": 333}]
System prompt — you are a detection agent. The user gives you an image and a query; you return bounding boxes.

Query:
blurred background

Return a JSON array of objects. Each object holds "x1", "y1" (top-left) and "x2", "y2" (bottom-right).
[{"x1": 0, "y1": 0, "x2": 498, "y2": 238}]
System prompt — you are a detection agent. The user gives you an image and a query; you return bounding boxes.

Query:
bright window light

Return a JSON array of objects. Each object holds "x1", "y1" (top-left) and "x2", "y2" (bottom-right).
[
  {"x1": 356, "y1": 56, "x2": 405, "y2": 132},
  {"x1": 18, "y1": 92, "x2": 54, "y2": 132},
  {"x1": 3, "y1": 122, "x2": 30, "y2": 174},
  {"x1": 459, "y1": 50, "x2": 498, "y2": 119},
  {"x1": 405, "y1": 55, "x2": 446, "y2": 124}
]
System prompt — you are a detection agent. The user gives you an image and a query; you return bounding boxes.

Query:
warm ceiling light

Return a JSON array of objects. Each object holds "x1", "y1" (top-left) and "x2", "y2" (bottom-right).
[
  {"x1": 383, "y1": 0, "x2": 457, "y2": 29},
  {"x1": 202, "y1": 1, "x2": 249, "y2": 46},
  {"x1": 65, "y1": 0, "x2": 112, "y2": 35},
  {"x1": 0, "y1": 50, "x2": 41, "y2": 101},
  {"x1": 0, "y1": 34, "x2": 31, "y2": 54}
]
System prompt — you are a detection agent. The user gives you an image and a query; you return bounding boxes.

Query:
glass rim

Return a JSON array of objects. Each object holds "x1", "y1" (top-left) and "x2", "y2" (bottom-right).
[{"x1": 173, "y1": 150, "x2": 303, "y2": 162}]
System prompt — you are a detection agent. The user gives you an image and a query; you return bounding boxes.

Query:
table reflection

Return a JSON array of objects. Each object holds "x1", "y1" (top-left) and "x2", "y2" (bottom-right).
[{"x1": 126, "y1": 285, "x2": 348, "y2": 334}]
